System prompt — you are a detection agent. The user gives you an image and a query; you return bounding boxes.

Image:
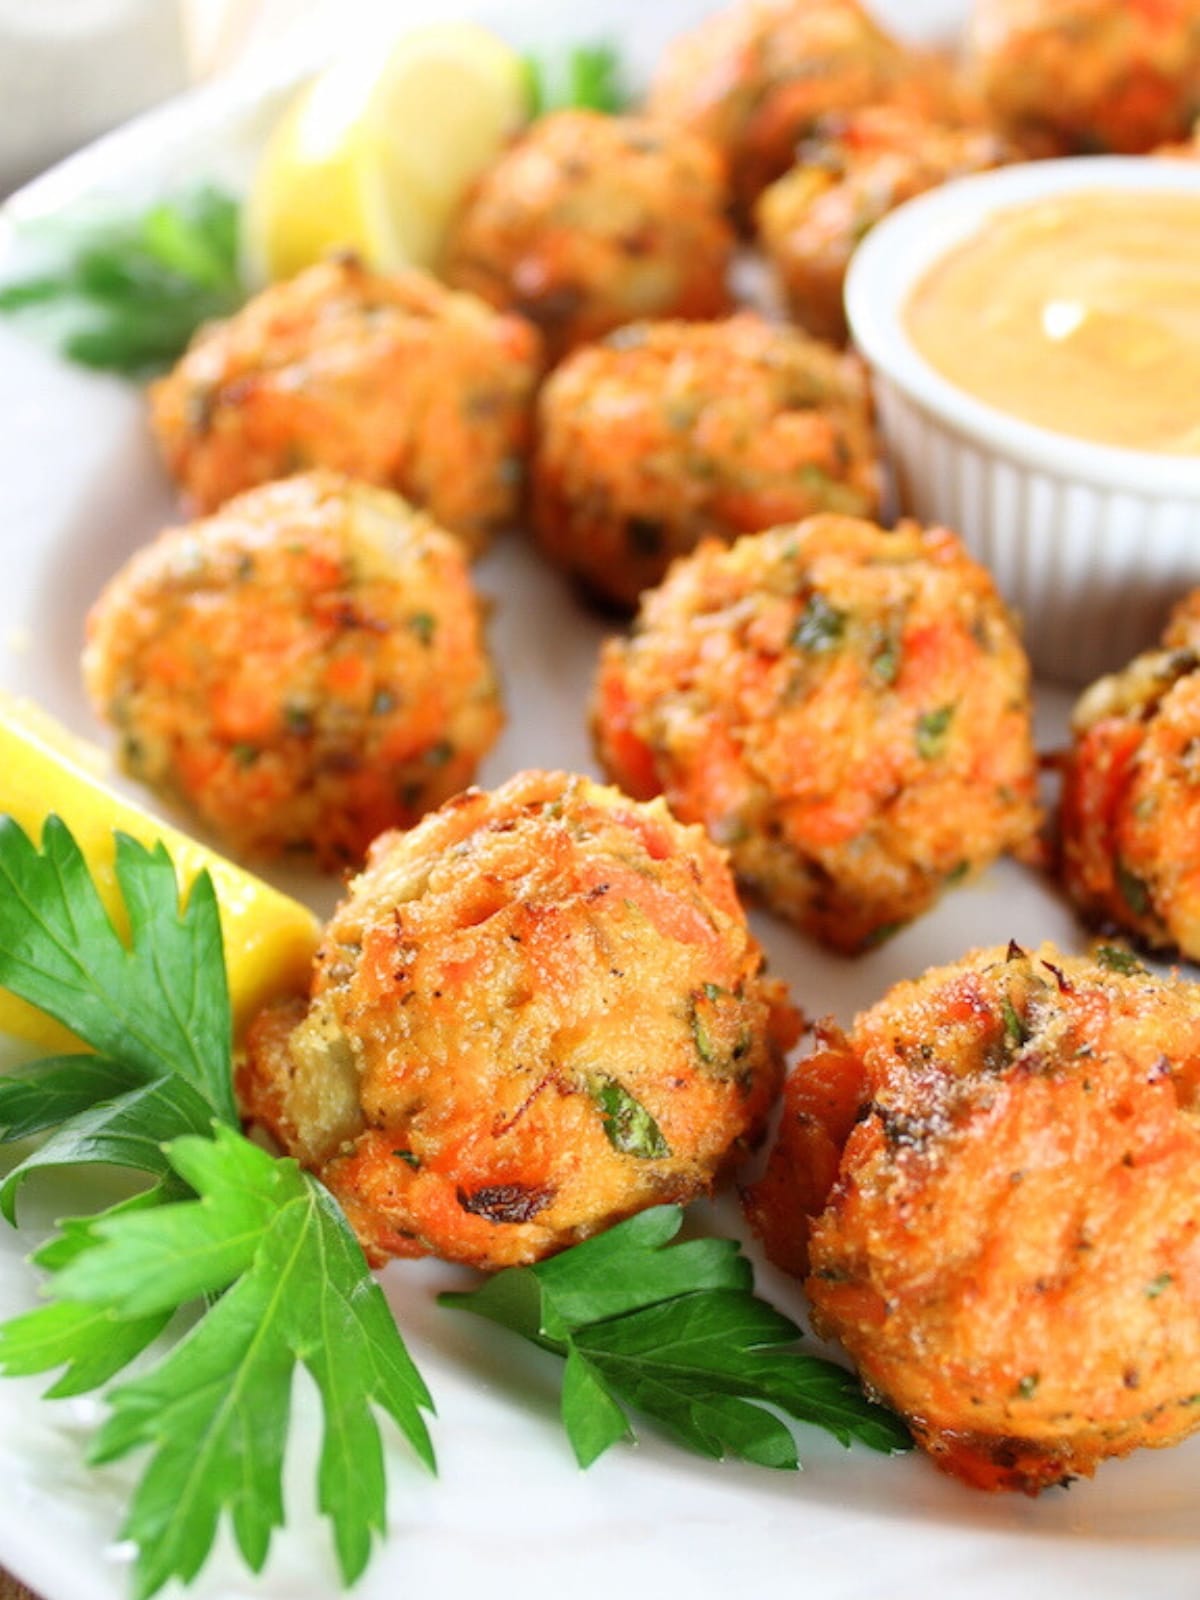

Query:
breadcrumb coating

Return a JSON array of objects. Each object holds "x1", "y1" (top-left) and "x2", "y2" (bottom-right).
[
  {"x1": 443, "y1": 110, "x2": 733, "y2": 364},
  {"x1": 83, "y1": 473, "x2": 502, "y2": 866},
  {"x1": 593, "y1": 516, "x2": 1039, "y2": 951},
  {"x1": 747, "y1": 943, "x2": 1200, "y2": 1492},
  {"x1": 150, "y1": 255, "x2": 541, "y2": 553},
  {"x1": 238, "y1": 770, "x2": 800, "y2": 1269}
]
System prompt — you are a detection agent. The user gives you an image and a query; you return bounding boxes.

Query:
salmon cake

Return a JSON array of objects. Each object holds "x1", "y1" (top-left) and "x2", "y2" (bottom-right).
[
  {"x1": 966, "y1": 0, "x2": 1200, "y2": 155},
  {"x1": 533, "y1": 314, "x2": 880, "y2": 607},
  {"x1": 150, "y1": 255, "x2": 541, "y2": 553},
  {"x1": 746, "y1": 942, "x2": 1200, "y2": 1491},
  {"x1": 1059, "y1": 625, "x2": 1200, "y2": 961},
  {"x1": 756, "y1": 105, "x2": 1010, "y2": 344},
  {"x1": 593, "y1": 516, "x2": 1039, "y2": 951},
  {"x1": 443, "y1": 109, "x2": 734, "y2": 364},
  {"x1": 648, "y1": 0, "x2": 958, "y2": 215},
  {"x1": 237, "y1": 770, "x2": 799, "y2": 1268},
  {"x1": 83, "y1": 473, "x2": 502, "y2": 866}
]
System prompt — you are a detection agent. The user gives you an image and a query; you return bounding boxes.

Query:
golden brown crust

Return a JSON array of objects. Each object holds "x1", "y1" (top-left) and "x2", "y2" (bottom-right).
[
  {"x1": 532, "y1": 313, "x2": 880, "y2": 608},
  {"x1": 83, "y1": 472, "x2": 502, "y2": 866},
  {"x1": 443, "y1": 110, "x2": 734, "y2": 364},
  {"x1": 149, "y1": 256, "x2": 542, "y2": 553},
  {"x1": 237, "y1": 770, "x2": 800, "y2": 1269},
  {"x1": 592, "y1": 516, "x2": 1040, "y2": 951},
  {"x1": 741, "y1": 1020, "x2": 865, "y2": 1279},
  {"x1": 966, "y1": 0, "x2": 1200, "y2": 156},
  {"x1": 1059, "y1": 637, "x2": 1200, "y2": 960},
  {"x1": 786, "y1": 944, "x2": 1200, "y2": 1492},
  {"x1": 647, "y1": 0, "x2": 959, "y2": 215}
]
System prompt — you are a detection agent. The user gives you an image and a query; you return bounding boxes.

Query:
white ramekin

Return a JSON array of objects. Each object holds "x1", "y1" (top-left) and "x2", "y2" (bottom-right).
[{"x1": 845, "y1": 157, "x2": 1200, "y2": 685}]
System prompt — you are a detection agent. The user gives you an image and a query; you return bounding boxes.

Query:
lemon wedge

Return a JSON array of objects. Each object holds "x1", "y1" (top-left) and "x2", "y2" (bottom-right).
[
  {"x1": 242, "y1": 22, "x2": 528, "y2": 283},
  {"x1": 0, "y1": 694, "x2": 320, "y2": 1052}
]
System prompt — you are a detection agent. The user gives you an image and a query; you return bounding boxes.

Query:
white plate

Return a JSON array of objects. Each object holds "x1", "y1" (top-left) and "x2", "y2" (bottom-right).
[{"x1": 1, "y1": 4, "x2": 1198, "y2": 1598}]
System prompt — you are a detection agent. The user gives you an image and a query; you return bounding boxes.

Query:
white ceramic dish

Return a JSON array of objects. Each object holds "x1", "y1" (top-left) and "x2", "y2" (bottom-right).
[
  {"x1": 846, "y1": 156, "x2": 1200, "y2": 686},
  {"x1": 1, "y1": 6, "x2": 1199, "y2": 1600}
]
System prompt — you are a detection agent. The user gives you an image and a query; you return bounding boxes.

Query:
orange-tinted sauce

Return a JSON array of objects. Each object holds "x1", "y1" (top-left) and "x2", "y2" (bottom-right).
[{"x1": 906, "y1": 190, "x2": 1200, "y2": 455}]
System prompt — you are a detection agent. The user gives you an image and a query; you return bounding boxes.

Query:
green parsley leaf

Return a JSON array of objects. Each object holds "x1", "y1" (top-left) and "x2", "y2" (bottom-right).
[
  {"x1": 441, "y1": 1205, "x2": 910, "y2": 1470},
  {"x1": 0, "y1": 1071, "x2": 214, "y2": 1223},
  {"x1": 64, "y1": 1128, "x2": 436, "y2": 1599},
  {"x1": 0, "y1": 1192, "x2": 174, "y2": 1398},
  {"x1": 0, "y1": 185, "x2": 243, "y2": 376},
  {"x1": 0, "y1": 815, "x2": 436, "y2": 1596},
  {"x1": 561, "y1": 1344, "x2": 632, "y2": 1464},
  {"x1": 50, "y1": 1129, "x2": 299, "y2": 1314},
  {"x1": 523, "y1": 42, "x2": 628, "y2": 117},
  {"x1": 457, "y1": 1206, "x2": 750, "y2": 1338},
  {"x1": 6, "y1": 1123, "x2": 437, "y2": 1600},
  {"x1": 0, "y1": 1053, "x2": 137, "y2": 1141},
  {"x1": 0, "y1": 817, "x2": 235, "y2": 1123}
]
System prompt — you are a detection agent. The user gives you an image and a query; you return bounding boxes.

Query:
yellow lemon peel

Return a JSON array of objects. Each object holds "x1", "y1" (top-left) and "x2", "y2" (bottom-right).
[
  {"x1": 0, "y1": 693, "x2": 319, "y2": 1051},
  {"x1": 242, "y1": 22, "x2": 527, "y2": 282}
]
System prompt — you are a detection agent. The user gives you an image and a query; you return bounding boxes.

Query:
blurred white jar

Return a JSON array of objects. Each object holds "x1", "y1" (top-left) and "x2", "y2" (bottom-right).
[{"x1": 0, "y1": 0, "x2": 188, "y2": 194}]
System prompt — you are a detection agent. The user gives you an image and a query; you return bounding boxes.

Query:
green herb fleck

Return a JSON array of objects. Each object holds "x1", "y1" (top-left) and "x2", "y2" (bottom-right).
[
  {"x1": 691, "y1": 1007, "x2": 715, "y2": 1064},
  {"x1": 1001, "y1": 997, "x2": 1029, "y2": 1049},
  {"x1": 586, "y1": 1074, "x2": 670, "y2": 1159},
  {"x1": 1095, "y1": 944, "x2": 1146, "y2": 976},
  {"x1": 371, "y1": 689, "x2": 397, "y2": 715},
  {"x1": 393, "y1": 1150, "x2": 421, "y2": 1169},
  {"x1": 1115, "y1": 859, "x2": 1152, "y2": 919},
  {"x1": 915, "y1": 705, "x2": 954, "y2": 760},
  {"x1": 408, "y1": 612, "x2": 436, "y2": 646},
  {"x1": 791, "y1": 592, "x2": 846, "y2": 653},
  {"x1": 870, "y1": 633, "x2": 902, "y2": 685},
  {"x1": 1015, "y1": 1373, "x2": 1040, "y2": 1399},
  {"x1": 1146, "y1": 1272, "x2": 1173, "y2": 1299},
  {"x1": 230, "y1": 741, "x2": 259, "y2": 768}
]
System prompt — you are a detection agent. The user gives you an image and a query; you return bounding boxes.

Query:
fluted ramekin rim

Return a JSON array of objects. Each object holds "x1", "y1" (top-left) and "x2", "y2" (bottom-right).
[{"x1": 845, "y1": 156, "x2": 1200, "y2": 498}]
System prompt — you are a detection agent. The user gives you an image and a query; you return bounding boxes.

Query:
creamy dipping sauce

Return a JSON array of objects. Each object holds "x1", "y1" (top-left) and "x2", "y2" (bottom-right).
[{"x1": 905, "y1": 190, "x2": 1200, "y2": 456}]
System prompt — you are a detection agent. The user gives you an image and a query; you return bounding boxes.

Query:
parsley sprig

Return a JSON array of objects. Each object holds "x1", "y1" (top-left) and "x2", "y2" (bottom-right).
[
  {"x1": 0, "y1": 817, "x2": 434, "y2": 1598},
  {"x1": 0, "y1": 812, "x2": 910, "y2": 1596},
  {"x1": 523, "y1": 43, "x2": 628, "y2": 117},
  {"x1": 0, "y1": 185, "x2": 243, "y2": 376},
  {"x1": 442, "y1": 1206, "x2": 910, "y2": 1467}
]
